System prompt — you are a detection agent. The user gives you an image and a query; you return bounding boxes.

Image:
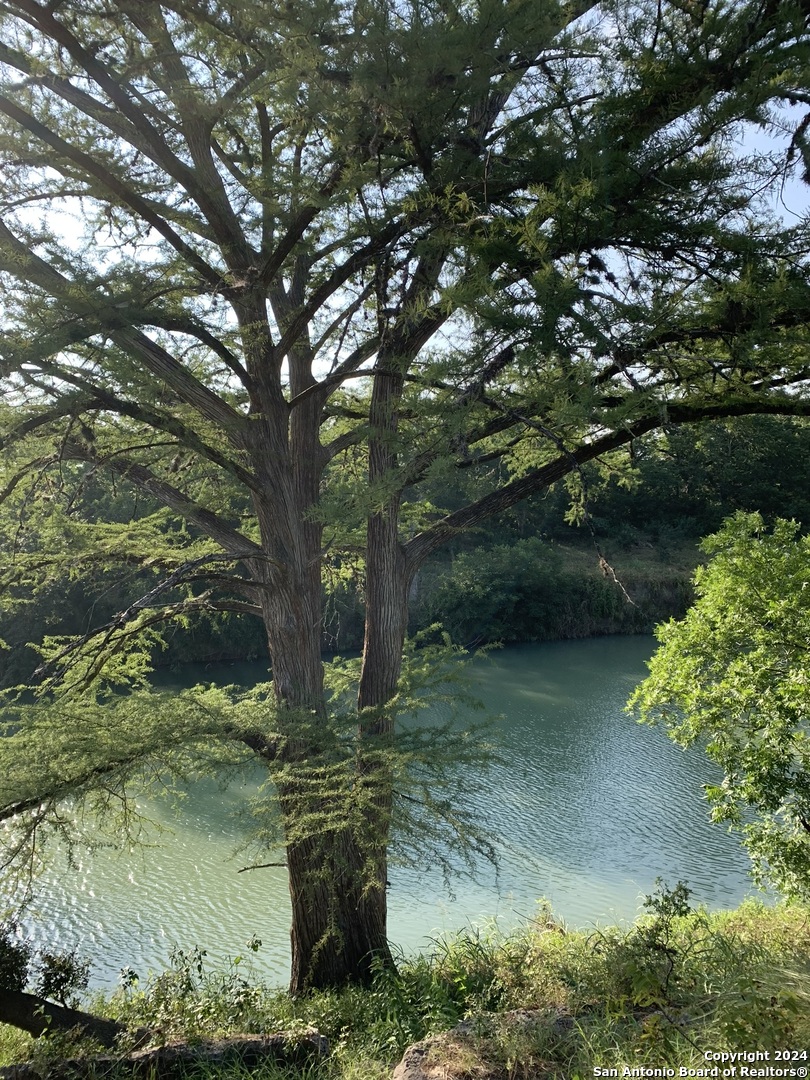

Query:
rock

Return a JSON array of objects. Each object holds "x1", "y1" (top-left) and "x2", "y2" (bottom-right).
[
  {"x1": 391, "y1": 1009, "x2": 572, "y2": 1080},
  {"x1": 392, "y1": 1029, "x2": 481, "y2": 1080},
  {"x1": 392, "y1": 1038, "x2": 433, "y2": 1080}
]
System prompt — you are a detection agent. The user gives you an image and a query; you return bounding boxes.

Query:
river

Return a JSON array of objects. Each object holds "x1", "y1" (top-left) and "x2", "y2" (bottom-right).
[{"x1": 9, "y1": 636, "x2": 756, "y2": 989}]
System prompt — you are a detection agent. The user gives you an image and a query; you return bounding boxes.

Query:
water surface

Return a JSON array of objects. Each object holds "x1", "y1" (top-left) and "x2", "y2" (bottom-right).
[{"x1": 10, "y1": 636, "x2": 756, "y2": 988}]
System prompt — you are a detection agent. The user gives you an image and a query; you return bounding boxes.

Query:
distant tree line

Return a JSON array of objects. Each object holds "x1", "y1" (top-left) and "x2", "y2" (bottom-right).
[{"x1": 3, "y1": 413, "x2": 808, "y2": 686}]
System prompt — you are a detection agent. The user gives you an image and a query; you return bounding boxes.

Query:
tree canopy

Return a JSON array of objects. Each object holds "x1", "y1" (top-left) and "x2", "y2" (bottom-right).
[
  {"x1": 1, "y1": 0, "x2": 810, "y2": 993},
  {"x1": 631, "y1": 513, "x2": 810, "y2": 899}
]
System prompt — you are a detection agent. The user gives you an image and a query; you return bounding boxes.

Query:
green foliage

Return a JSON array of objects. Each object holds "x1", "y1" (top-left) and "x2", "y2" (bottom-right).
[
  {"x1": 419, "y1": 539, "x2": 565, "y2": 645},
  {"x1": 552, "y1": 897, "x2": 810, "y2": 1061},
  {"x1": 236, "y1": 639, "x2": 501, "y2": 889},
  {"x1": 565, "y1": 880, "x2": 696, "y2": 1017},
  {"x1": 0, "y1": 440, "x2": 252, "y2": 689},
  {"x1": 417, "y1": 537, "x2": 667, "y2": 645},
  {"x1": 113, "y1": 945, "x2": 270, "y2": 1039},
  {"x1": 0, "y1": 639, "x2": 498, "y2": 901},
  {"x1": 33, "y1": 950, "x2": 91, "y2": 1009},
  {"x1": 0, "y1": 921, "x2": 90, "y2": 1007},
  {"x1": 630, "y1": 513, "x2": 810, "y2": 897},
  {"x1": 103, "y1": 919, "x2": 537, "y2": 1058},
  {"x1": 586, "y1": 417, "x2": 810, "y2": 544},
  {"x1": 0, "y1": 684, "x2": 255, "y2": 879},
  {"x1": 33, "y1": 899, "x2": 807, "y2": 1078},
  {"x1": 0, "y1": 924, "x2": 30, "y2": 994}
]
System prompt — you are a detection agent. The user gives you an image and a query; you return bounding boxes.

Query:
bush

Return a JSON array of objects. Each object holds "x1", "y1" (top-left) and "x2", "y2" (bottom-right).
[
  {"x1": 415, "y1": 538, "x2": 662, "y2": 645},
  {"x1": 0, "y1": 922, "x2": 91, "y2": 1006},
  {"x1": 0, "y1": 924, "x2": 30, "y2": 994}
]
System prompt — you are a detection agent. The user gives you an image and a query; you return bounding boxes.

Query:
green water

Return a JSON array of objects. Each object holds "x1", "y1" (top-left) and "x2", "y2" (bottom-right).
[{"x1": 13, "y1": 636, "x2": 755, "y2": 988}]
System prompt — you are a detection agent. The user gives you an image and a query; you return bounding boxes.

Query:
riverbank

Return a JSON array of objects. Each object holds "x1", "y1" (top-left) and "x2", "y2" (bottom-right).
[
  {"x1": 0, "y1": 536, "x2": 698, "y2": 686},
  {"x1": 411, "y1": 538, "x2": 699, "y2": 647},
  {"x1": 148, "y1": 537, "x2": 701, "y2": 668},
  {"x1": 1, "y1": 895, "x2": 807, "y2": 1079}
]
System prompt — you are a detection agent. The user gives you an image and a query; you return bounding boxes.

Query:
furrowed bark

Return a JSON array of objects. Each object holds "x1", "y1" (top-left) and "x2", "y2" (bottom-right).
[{"x1": 243, "y1": 312, "x2": 387, "y2": 991}]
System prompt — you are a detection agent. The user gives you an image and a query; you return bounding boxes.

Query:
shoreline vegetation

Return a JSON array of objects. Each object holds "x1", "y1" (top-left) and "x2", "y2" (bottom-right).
[
  {"x1": 149, "y1": 538, "x2": 702, "y2": 669},
  {"x1": 4, "y1": 414, "x2": 810, "y2": 686},
  {"x1": 3, "y1": 418, "x2": 810, "y2": 1071},
  {"x1": 0, "y1": 534, "x2": 701, "y2": 687},
  {"x1": 1, "y1": 893, "x2": 807, "y2": 1079}
]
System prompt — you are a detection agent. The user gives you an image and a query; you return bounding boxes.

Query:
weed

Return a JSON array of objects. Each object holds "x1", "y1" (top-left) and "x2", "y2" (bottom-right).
[{"x1": 2, "y1": 898, "x2": 809, "y2": 1078}]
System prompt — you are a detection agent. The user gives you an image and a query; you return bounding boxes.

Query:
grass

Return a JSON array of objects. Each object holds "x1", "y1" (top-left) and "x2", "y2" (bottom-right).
[{"x1": 1, "y1": 889, "x2": 809, "y2": 1079}]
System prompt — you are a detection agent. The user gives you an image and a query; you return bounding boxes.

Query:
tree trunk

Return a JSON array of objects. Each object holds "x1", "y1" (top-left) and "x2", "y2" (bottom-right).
[
  {"x1": 251, "y1": 478, "x2": 395, "y2": 991},
  {"x1": 246, "y1": 341, "x2": 411, "y2": 992},
  {"x1": 0, "y1": 1035, "x2": 328, "y2": 1080},
  {"x1": 285, "y1": 831, "x2": 390, "y2": 994},
  {"x1": 267, "y1": 568, "x2": 394, "y2": 992},
  {"x1": 0, "y1": 989, "x2": 130, "y2": 1049},
  {"x1": 297, "y1": 357, "x2": 413, "y2": 992},
  {"x1": 270, "y1": 356, "x2": 412, "y2": 992}
]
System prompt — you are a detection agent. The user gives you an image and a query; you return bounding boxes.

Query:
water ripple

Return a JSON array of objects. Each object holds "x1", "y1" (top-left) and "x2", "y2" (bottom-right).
[{"x1": 7, "y1": 637, "x2": 756, "y2": 988}]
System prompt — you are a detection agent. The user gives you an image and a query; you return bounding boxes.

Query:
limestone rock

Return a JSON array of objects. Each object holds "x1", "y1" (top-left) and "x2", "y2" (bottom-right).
[{"x1": 391, "y1": 1009, "x2": 572, "y2": 1080}]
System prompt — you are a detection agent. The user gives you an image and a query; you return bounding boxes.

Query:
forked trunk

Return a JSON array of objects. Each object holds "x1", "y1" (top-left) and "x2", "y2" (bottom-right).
[
  {"x1": 251, "y1": 364, "x2": 409, "y2": 992},
  {"x1": 262, "y1": 505, "x2": 409, "y2": 991}
]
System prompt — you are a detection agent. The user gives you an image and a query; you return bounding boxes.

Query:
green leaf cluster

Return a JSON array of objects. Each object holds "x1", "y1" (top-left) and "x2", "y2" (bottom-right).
[
  {"x1": 630, "y1": 513, "x2": 810, "y2": 897},
  {"x1": 0, "y1": 637, "x2": 499, "y2": 899}
]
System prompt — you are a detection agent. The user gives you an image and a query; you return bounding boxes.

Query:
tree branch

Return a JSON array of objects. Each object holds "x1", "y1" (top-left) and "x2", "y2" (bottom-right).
[
  {"x1": 5, "y1": 362, "x2": 259, "y2": 491},
  {"x1": 9, "y1": 0, "x2": 254, "y2": 270},
  {"x1": 111, "y1": 0, "x2": 253, "y2": 267},
  {"x1": 0, "y1": 95, "x2": 222, "y2": 287},
  {"x1": 61, "y1": 444, "x2": 263, "y2": 559},
  {"x1": 0, "y1": 219, "x2": 249, "y2": 440},
  {"x1": 405, "y1": 396, "x2": 810, "y2": 570},
  {"x1": 0, "y1": 989, "x2": 129, "y2": 1049}
]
